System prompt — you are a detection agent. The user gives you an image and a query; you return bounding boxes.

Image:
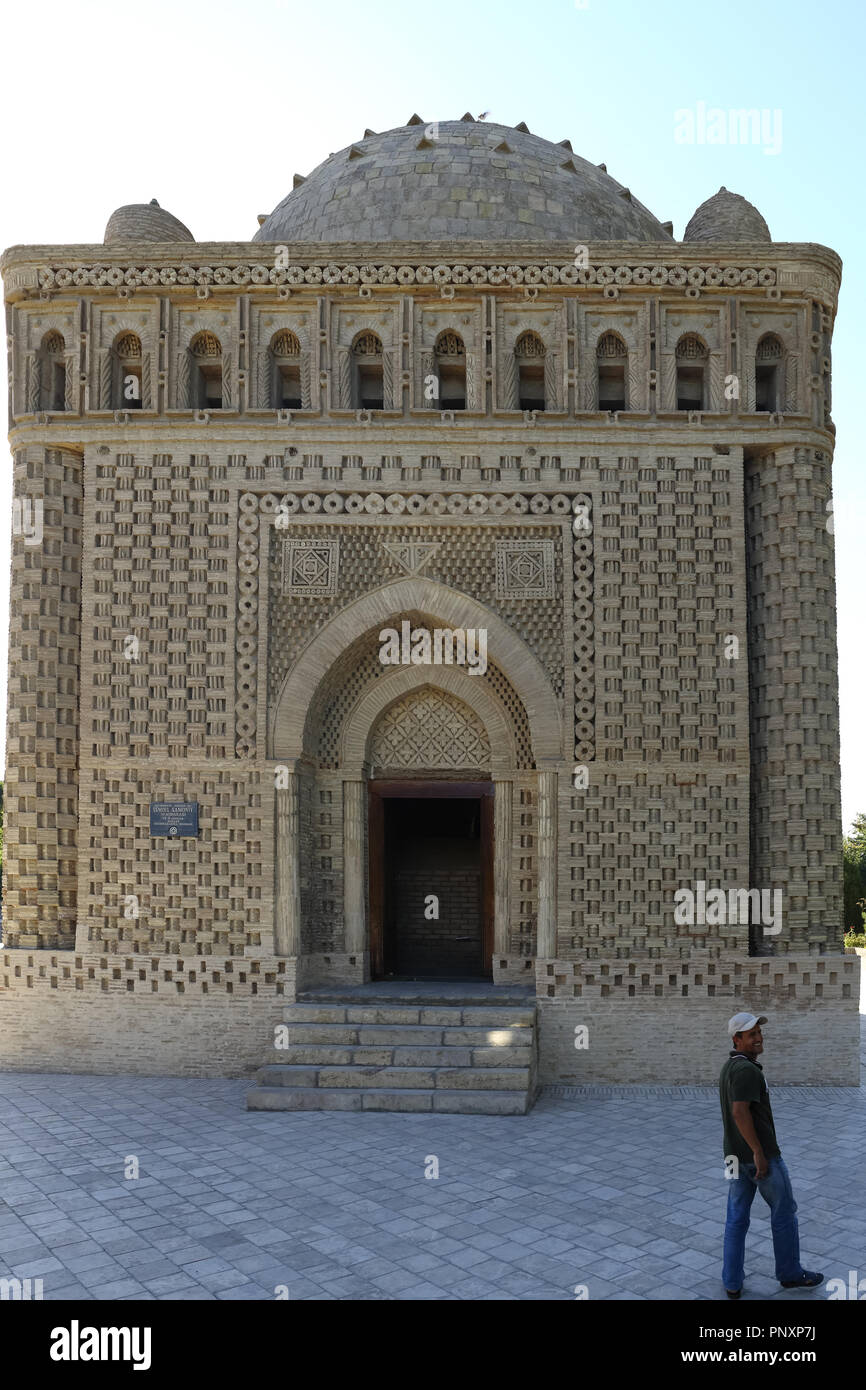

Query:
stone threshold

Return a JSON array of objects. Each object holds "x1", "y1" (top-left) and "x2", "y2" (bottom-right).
[{"x1": 298, "y1": 979, "x2": 536, "y2": 1006}]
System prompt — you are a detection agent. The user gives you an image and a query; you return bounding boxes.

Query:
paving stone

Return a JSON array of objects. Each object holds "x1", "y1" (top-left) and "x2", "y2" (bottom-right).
[{"x1": 0, "y1": 1064, "x2": 863, "y2": 1302}]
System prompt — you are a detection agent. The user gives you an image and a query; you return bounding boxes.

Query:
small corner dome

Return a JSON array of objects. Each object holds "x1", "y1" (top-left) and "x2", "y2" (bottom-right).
[
  {"x1": 683, "y1": 187, "x2": 770, "y2": 243},
  {"x1": 104, "y1": 199, "x2": 194, "y2": 244}
]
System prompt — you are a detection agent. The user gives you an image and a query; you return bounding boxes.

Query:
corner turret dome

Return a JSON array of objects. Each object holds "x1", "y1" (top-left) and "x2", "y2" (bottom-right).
[
  {"x1": 254, "y1": 118, "x2": 673, "y2": 245},
  {"x1": 104, "y1": 199, "x2": 195, "y2": 244},
  {"x1": 683, "y1": 187, "x2": 771, "y2": 243}
]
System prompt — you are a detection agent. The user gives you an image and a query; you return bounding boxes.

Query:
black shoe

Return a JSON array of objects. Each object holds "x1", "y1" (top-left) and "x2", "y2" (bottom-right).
[
  {"x1": 726, "y1": 1288, "x2": 742, "y2": 1298},
  {"x1": 780, "y1": 1271, "x2": 824, "y2": 1289}
]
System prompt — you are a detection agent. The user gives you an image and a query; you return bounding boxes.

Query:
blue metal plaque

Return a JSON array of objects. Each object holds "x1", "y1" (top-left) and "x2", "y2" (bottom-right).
[{"x1": 149, "y1": 802, "x2": 199, "y2": 838}]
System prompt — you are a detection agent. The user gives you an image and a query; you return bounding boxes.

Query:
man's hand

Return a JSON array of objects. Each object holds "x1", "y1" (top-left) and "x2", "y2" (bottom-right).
[{"x1": 753, "y1": 1149, "x2": 768, "y2": 1178}]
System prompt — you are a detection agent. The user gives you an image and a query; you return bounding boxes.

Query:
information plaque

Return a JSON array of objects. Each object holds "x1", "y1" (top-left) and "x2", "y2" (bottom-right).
[{"x1": 149, "y1": 802, "x2": 199, "y2": 838}]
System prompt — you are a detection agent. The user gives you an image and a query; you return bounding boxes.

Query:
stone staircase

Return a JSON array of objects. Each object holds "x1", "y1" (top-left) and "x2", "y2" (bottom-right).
[{"x1": 247, "y1": 995, "x2": 538, "y2": 1115}]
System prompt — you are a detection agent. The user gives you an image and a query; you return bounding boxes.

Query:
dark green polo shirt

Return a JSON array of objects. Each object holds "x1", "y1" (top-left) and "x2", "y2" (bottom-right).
[{"x1": 719, "y1": 1050, "x2": 781, "y2": 1166}]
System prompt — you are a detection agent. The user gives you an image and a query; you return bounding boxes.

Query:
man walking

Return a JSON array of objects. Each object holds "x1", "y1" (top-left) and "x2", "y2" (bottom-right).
[{"x1": 719, "y1": 1013, "x2": 823, "y2": 1298}]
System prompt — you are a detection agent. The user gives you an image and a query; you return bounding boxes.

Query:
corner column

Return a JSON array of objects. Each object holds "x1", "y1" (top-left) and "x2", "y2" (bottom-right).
[
  {"x1": 536, "y1": 766, "x2": 558, "y2": 958},
  {"x1": 343, "y1": 779, "x2": 366, "y2": 955},
  {"x1": 274, "y1": 773, "x2": 301, "y2": 955},
  {"x1": 494, "y1": 779, "x2": 513, "y2": 955}
]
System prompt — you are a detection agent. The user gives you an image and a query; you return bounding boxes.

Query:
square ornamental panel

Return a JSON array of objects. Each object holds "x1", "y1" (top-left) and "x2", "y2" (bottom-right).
[
  {"x1": 281, "y1": 538, "x2": 340, "y2": 596},
  {"x1": 495, "y1": 538, "x2": 556, "y2": 600}
]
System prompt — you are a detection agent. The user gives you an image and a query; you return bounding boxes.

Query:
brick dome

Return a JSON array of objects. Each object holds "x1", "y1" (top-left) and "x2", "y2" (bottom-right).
[
  {"x1": 104, "y1": 199, "x2": 194, "y2": 244},
  {"x1": 683, "y1": 187, "x2": 771, "y2": 243},
  {"x1": 254, "y1": 117, "x2": 673, "y2": 245}
]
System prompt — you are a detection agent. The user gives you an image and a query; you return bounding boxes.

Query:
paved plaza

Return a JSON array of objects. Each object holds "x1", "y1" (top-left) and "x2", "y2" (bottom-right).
[{"x1": 0, "y1": 1014, "x2": 863, "y2": 1301}]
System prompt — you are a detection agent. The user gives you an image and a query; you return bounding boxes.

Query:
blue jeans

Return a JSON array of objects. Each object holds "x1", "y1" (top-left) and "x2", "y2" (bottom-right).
[{"x1": 722, "y1": 1156, "x2": 803, "y2": 1289}]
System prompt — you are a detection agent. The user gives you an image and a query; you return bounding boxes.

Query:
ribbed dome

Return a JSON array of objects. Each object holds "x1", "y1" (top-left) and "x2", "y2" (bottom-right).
[
  {"x1": 254, "y1": 118, "x2": 672, "y2": 245},
  {"x1": 683, "y1": 187, "x2": 770, "y2": 243},
  {"x1": 104, "y1": 200, "x2": 194, "y2": 244}
]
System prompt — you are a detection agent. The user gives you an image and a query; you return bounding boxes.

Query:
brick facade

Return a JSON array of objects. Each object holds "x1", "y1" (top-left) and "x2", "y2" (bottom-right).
[{"x1": 0, "y1": 118, "x2": 856, "y2": 1085}]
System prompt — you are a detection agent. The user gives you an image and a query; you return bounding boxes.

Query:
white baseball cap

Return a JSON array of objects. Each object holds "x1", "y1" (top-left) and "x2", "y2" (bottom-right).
[{"x1": 728, "y1": 1012, "x2": 768, "y2": 1037}]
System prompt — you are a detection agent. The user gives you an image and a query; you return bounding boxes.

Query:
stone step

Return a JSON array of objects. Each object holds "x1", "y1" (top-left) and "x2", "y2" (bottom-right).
[
  {"x1": 247, "y1": 1086, "x2": 532, "y2": 1115},
  {"x1": 279, "y1": 1023, "x2": 534, "y2": 1047},
  {"x1": 282, "y1": 1003, "x2": 537, "y2": 1027},
  {"x1": 272, "y1": 1043, "x2": 533, "y2": 1067},
  {"x1": 297, "y1": 986, "x2": 535, "y2": 1007},
  {"x1": 255, "y1": 1064, "x2": 531, "y2": 1091}
]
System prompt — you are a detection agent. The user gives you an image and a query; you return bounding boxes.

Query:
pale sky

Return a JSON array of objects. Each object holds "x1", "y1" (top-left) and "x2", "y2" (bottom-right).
[{"x1": 1, "y1": 0, "x2": 863, "y2": 831}]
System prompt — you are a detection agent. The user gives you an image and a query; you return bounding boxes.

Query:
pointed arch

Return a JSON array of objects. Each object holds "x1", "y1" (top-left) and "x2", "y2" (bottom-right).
[
  {"x1": 270, "y1": 578, "x2": 562, "y2": 761},
  {"x1": 340, "y1": 667, "x2": 518, "y2": 776}
]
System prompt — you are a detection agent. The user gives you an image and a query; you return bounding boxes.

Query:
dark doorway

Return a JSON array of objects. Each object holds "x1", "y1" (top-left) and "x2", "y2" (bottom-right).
[{"x1": 368, "y1": 782, "x2": 493, "y2": 980}]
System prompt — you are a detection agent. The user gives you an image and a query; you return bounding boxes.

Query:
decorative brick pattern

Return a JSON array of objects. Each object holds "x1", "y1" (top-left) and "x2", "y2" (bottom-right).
[
  {"x1": 495, "y1": 539, "x2": 556, "y2": 598},
  {"x1": 0, "y1": 951, "x2": 290, "y2": 998},
  {"x1": 746, "y1": 446, "x2": 842, "y2": 951},
  {"x1": 370, "y1": 689, "x2": 491, "y2": 772},
  {"x1": 280, "y1": 538, "x2": 340, "y2": 596},
  {"x1": 87, "y1": 452, "x2": 232, "y2": 761},
  {"x1": 2, "y1": 447, "x2": 82, "y2": 949},
  {"x1": 536, "y1": 954, "x2": 858, "y2": 1002},
  {"x1": 563, "y1": 769, "x2": 749, "y2": 958},
  {"x1": 593, "y1": 456, "x2": 743, "y2": 765},
  {"x1": 77, "y1": 767, "x2": 267, "y2": 956},
  {"x1": 263, "y1": 509, "x2": 569, "y2": 724},
  {"x1": 309, "y1": 620, "x2": 534, "y2": 771}
]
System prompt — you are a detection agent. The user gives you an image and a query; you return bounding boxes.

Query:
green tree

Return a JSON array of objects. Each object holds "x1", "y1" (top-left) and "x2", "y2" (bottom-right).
[{"x1": 843, "y1": 812, "x2": 866, "y2": 934}]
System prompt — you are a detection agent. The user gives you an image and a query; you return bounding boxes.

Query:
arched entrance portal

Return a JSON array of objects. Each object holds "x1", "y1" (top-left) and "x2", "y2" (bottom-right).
[
  {"x1": 270, "y1": 580, "x2": 564, "y2": 987},
  {"x1": 364, "y1": 685, "x2": 494, "y2": 979}
]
